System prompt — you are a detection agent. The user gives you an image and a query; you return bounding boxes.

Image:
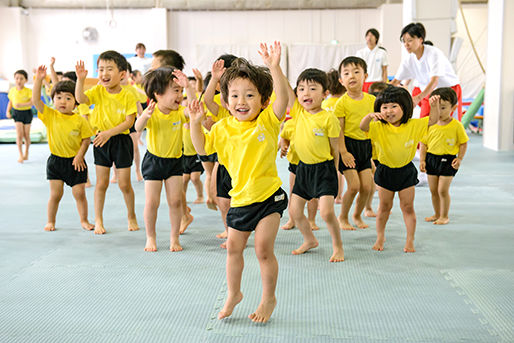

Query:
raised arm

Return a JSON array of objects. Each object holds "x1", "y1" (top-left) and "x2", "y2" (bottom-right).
[
  {"x1": 173, "y1": 69, "x2": 197, "y2": 106},
  {"x1": 360, "y1": 112, "x2": 384, "y2": 132},
  {"x1": 204, "y1": 60, "x2": 225, "y2": 116},
  {"x1": 32, "y1": 65, "x2": 47, "y2": 113},
  {"x1": 49, "y1": 57, "x2": 59, "y2": 86},
  {"x1": 259, "y1": 41, "x2": 288, "y2": 120},
  {"x1": 427, "y1": 95, "x2": 441, "y2": 127},
  {"x1": 135, "y1": 99, "x2": 155, "y2": 132},
  {"x1": 188, "y1": 99, "x2": 207, "y2": 156},
  {"x1": 192, "y1": 68, "x2": 204, "y2": 94},
  {"x1": 74, "y1": 60, "x2": 90, "y2": 105}
]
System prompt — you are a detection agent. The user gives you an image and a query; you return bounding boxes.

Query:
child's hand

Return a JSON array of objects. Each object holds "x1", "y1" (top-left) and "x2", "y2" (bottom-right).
[
  {"x1": 6, "y1": 111, "x2": 11, "y2": 119},
  {"x1": 412, "y1": 93, "x2": 423, "y2": 106},
  {"x1": 93, "y1": 131, "x2": 113, "y2": 148},
  {"x1": 371, "y1": 112, "x2": 386, "y2": 121},
  {"x1": 419, "y1": 160, "x2": 426, "y2": 172},
  {"x1": 451, "y1": 157, "x2": 461, "y2": 170},
  {"x1": 35, "y1": 65, "x2": 47, "y2": 80},
  {"x1": 341, "y1": 151, "x2": 356, "y2": 168},
  {"x1": 279, "y1": 141, "x2": 289, "y2": 158},
  {"x1": 72, "y1": 155, "x2": 86, "y2": 172},
  {"x1": 192, "y1": 68, "x2": 203, "y2": 81},
  {"x1": 258, "y1": 41, "x2": 281, "y2": 68},
  {"x1": 142, "y1": 99, "x2": 156, "y2": 118},
  {"x1": 75, "y1": 61, "x2": 88, "y2": 81},
  {"x1": 188, "y1": 99, "x2": 205, "y2": 125},
  {"x1": 211, "y1": 60, "x2": 226, "y2": 80},
  {"x1": 428, "y1": 95, "x2": 441, "y2": 117},
  {"x1": 172, "y1": 70, "x2": 189, "y2": 88},
  {"x1": 50, "y1": 57, "x2": 56, "y2": 67}
]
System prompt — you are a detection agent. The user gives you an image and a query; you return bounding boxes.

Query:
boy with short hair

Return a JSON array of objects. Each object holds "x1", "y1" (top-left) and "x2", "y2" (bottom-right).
[
  {"x1": 420, "y1": 87, "x2": 468, "y2": 225},
  {"x1": 75, "y1": 50, "x2": 139, "y2": 235},
  {"x1": 335, "y1": 56, "x2": 375, "y2": 230},
  {"x1": 32, "y1": 65, "x2": 94, "y2": 232},
  {"x1": 151, "y1": 50, "x2": 185, "y2": 71},
  {"x1": 287, "y1": 68, "x2": 345, "y2": 262}
]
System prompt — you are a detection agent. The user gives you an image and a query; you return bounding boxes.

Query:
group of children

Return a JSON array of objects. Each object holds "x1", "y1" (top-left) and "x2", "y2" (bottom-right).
[{"x1": 6, "y1": 40, "x2": 469, "y2": 323}]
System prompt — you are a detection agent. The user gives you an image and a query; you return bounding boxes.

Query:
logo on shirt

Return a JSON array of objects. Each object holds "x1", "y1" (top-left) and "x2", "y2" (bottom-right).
[
  {"x1": 257, "y1": 133, "x2": 265, "y2": 142},
  {"x1": 171, "y1": 121, "x2": 181, "y2": 130},
  {"x1": 404, "y1": 139, "x2": 414, "y2": 148},
  {"x1": 70, "y1": 130, "x2": 80, "y2": 136},
  {"x1": 446, "y1": 138, "x2": 456, "y2": 146},
  {"x1": 313, "y1": 128, "x2": 325, "y2": 137},
  {"x1": 117, "y1": 109, "x2": 125, "y2": 114}
]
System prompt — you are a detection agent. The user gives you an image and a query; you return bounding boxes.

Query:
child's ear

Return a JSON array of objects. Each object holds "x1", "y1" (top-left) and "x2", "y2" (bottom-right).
[
  {"x1": 262, "y1": 98, "x2": 270, "y2": 109},
  {"x1": 120, "y1": 70, "x2": 127, "y2": 80},
  {"x1": 451, "y1": 104, "x2": 458, "y2": 114},
  {"x1": 323, "y1": 90, "x2": 330, "y2": 99},
  {"x1": 338, "y1": 77, "x2": 343, "y2": 85},
  {"x1": 364, "y1": 73, "x2": 368, "y2": 80}
]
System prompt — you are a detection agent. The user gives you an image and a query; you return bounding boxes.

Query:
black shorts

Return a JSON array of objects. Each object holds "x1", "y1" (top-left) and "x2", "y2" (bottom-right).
[
  {"x1": 288, "y1": 163, "x2": 297, "y2": 175},
  {"x1": 339, "y1": 136, "x2": 372, "y2": 172},
  {"x1": 46, "y1": 154, "x2": 87, "y2": 187},
  {"x1": 199, "y1": 153, "x2": 217, "y2": 163},
  {"x1": 425, "y1": 153, "x2": 458, "y2": 177},
  {"x1": 93, "y1": 134, "x2": 133, "y2": 168},
  {"x1": 216, "y1": 164, "x2": 232, "y2": 199},
  {"x1": 182, "y1": 154, "x2": 204, "y2": 174},
  {"x1": 293, "y1": 160, "x2": 338, "y2": 200},
  {"x1": 142, "y1": 151, "x2": 183, "y2": 180},
  {"x1": 373, "y1": 159, "x2": 380, "y2": 168},
  {"x1": 12, "y1": 109, "x2": 33, "y2": 124},
  {"x1": 375, "y1": 162, "x2": 418, "y2": 192},
  {"x1": 227, "y1": 188, "x2": 288, "y2": 232}
]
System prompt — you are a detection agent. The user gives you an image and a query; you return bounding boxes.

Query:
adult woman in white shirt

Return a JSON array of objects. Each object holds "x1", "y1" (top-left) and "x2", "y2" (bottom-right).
[
  {"x1": 356, "y1": 28, "x2": 388, "y2": 92},
  {"x1": 391, "y1": 23, "x2": 463, "y2": 119}
]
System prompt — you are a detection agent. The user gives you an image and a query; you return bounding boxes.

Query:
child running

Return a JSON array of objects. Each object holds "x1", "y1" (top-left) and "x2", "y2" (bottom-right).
[
  {"x1": 189, "y1": 42, "x2": 289, "y2": 323},
  {"x1": 360, "y1": 86, "x2": 438, "y2": 252},
  {"x1": 419, "y1": 87, "x2": 468, "y2": 225},
  {"x1": 32, "y1": 65, "x2": 94, "y2": 232}
]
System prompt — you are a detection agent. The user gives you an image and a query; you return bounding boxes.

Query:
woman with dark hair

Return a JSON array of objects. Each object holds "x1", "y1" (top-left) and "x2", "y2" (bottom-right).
[
  {"x1": 356, "y1": 28, "x2": 388, "y2": 92},
  {"x1": 391, "y1": 23, "x2": 463, "y2": 120}
]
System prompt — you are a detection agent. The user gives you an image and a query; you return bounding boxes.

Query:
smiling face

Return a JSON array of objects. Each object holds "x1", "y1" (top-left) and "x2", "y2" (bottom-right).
[
  {"x1": 155, "y1": 80, "x2": 183, "y2": 113},
  {"x1": 97, "y1": 59, "x2": 124, "y2": 91},
  {"x1": 380, "y1": 102, "x2": 404, "y2": 126},
  {"x1": 14, "y1": 73, "x2": 27, "y2": 89},
  {"x1": 53, "y1": 91, "x2": 76, "y2": 115},
  {"x1": 227, "y1": 77, "x2": 267, "y2": 122},
  {"x1": 340, "y1": 63, "x2": 366, "y2": 93},
  {"x1": 402, "y1": 33, "x2": 423, "y2": 54},
  {"x1": 296, "y1": 80, "x2": 327, "y2": 113}
]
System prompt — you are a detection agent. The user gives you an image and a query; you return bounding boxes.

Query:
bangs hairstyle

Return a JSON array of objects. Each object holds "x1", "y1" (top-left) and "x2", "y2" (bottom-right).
[
  {"x1": 374, "y1": 86, "x2": 413, "y2": 125},
  {"x1": 14, "y1": 69, "x2": 28, "y2": 80},
  {"x1": 338, "y1": 56, "x2": 367, "y2": 75},
  {"x1": 63, "y1": 71, "x2": 77, "y2": 82},
  {"x1": 153, "y1": 50, "x2": 185, "y2": 71},
  {"x1": 296, "y1": 68, "x2": 328, "y2": 92},
  {"x1": 400, "y1": 22, "x2": 426, "y2": 42},
  {"x1": 365, "y1": 28, "x2": 380, "y2": 43},
  {"x1": 143, "y1": 66, "x2": 177, "y2": 102},
  {"x1": 217, "y1": 54, "x2": 238, "y2": 68},
  {"x1": 219, "y1": 58, "x2": 273, "y2": 106},
  {"x1": 430, "y1": 87, "x2": 458, "y2": 106},
  {"x1": 51, "y1": 80, "x2": 78, "y2": 104},
  {"x1": 97, "y1": 50, "x2": 127, "y2": 71},
  {"x1": 327, "y1": 68, "x2": 345, "y2": 95}
]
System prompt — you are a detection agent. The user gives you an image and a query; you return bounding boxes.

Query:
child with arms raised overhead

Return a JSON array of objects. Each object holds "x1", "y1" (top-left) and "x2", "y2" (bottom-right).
[
  {"x1": 32, "y1": 66, "x2": 94, "y2": 232},
  {"x1": 360, "y1": 86, "x2": 438, "y2": 252},
  {"x1": 419, "y1": 87, "x2": 468, "y2": 225},
  {"x1": 189, "y1": 42, "x2": 289, "y2": 323},
  {"x1": 75, "y1": 51, "x2": 139, "y2": 234}
]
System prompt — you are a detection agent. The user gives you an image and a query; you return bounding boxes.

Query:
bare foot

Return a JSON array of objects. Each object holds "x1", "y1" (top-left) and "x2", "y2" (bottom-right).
[
  {"x1": 364, "y1": 209, "x2": 377, "y2": 217},
  {"x1": 216, "y1": 231, "x2": 228, "y2": 239},
  {"x1": 280, "y1": 220, "x2": 295, "y2": 230},
  {"x1": 218, "y1": 292, "x2": 243, "y2": 320},
  {"x1": 17, "y1": 156, "x2": 24, "y2": 163},
  {"x1": 220, "y1": 241, "x2": 227, "y2": 249},
  {"x1": 180, "y1": 213, "x2": 193, "y2": 234},
  {"x1": 193, "y1": 197, "x2": 204, "y2": 204},
  {"x1": 44, "y1": 223, "x2": 55, "y2": 231},
  {"x1": 404, "y1": 240, "x2": 416, "y2": 253},
  {"x1": 309, "y1": 220, "x2": 320, "y2": 231},
  {"x1": 352, "y1": 215, "x2": 369, "y2": 229},
  {"x1": 335, "y1": 197, "x2": 342, "y2": 204},
  {"x1": 338, "y1": 217, "x2": 356, "y2": 231},
  {"x1": 206, "y1": 199, "x2": 218, "y2": 211},
  {"x1": 292, "y1": 240, "x2": 319, "y2": 255},
  {"x1": 23, "y1": 153, "x2": 28, "y2": 160},
  {"x1": 434, "y1": 218, "x2": 449, "y2": 225},
  {"x1": 425, "y1": 215, "x2": 438, "y2": 222},
  {"x1": 170, "y1": 241, "x2": 183, "y2": 252},
  {"x1": 372, "y1": 237, "x2": 385, "y2": 251},
  {"x1": 81, "y1": 221, "x2": 94, "y2": 231},
  {"x1": 136, "y1": 172, "x2": 143, "y2": 182},
  {"x1": 249, "y1": 297, "x2": 276, "y2": 323},
  {"x1": 145, "y1": 236, "x2": 157, "y2": 252},
  {"x1": 128, "y1": 218, "x2": 139, "y2": 231},
  {"x1": 329, "y1": 248, "x2": 345, "y2": 262},
  {"x1": 94, "y1": 221, "x2": 106, "y2": 235}
]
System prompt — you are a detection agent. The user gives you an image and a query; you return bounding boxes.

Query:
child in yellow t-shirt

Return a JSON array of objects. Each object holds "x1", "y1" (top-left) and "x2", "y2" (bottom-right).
[
  {"x1": 75, "y1": 51, "x2": 139, "y2": 235},
  {"x1": 189, "y1": 42, "x2": 289, "y2": 324},
  {"x1": 32, "y1": 65, "x2": 94, "y2": 232},
  {"x1": 135, "y1": 67, "x2": 196, "y2": 252},
  {"x1": 360, "y1": 86, "x2": 438, "y2": 253},
  {"x1": 419, "y1": 87, "x2": 468, "y2": 225},
  {"x1": 7, "y1": 69, "x2": 33, "y2": 163}
]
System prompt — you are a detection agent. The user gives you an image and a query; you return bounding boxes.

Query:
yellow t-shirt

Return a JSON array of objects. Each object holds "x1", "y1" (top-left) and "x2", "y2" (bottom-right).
[
  {"x1": 290, "y1": 100, "x2": 340, "y2": 164},
  {"x1": 38, "y1": 105, "x2": 94, "y2": 158},
  {"x1": 182, "y1": 123, "x2": 198, "y2": 156},
  {"x1": 280, "y1": 118, "x2": 300, "y2": 165},
  {"x1": 145, "y1": 105, "x2": 187, "y2": 158},
  {"x1": 8, "y1": 87, "x2": 32, "y2": 110},
  {"x1": 334, "y1": 92, "x2": 375, "y2": 140},
  {"x1": 321, "y1": 96, "x2": 339, "y2": 113},
  {"x1": 369, "y1": 117, "x2": 429, "y2": 168},
  {"x1": 133, "y1": 84, "x2": 148, "y2": 103},
  {"x1": 204, "y1": 107, "x2": 282, "y2": 207},
  {"x1": 76, "y1": 104, "x2": 91, "y2": 116},
  {"x1": 84, "y1": 85, "x2": 137, "y2": 134},
  {"x1": 421, "y1": 119, "x2": 469, "y2": 155}
]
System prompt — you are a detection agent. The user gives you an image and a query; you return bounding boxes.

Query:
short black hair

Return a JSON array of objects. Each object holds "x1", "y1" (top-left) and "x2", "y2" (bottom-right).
[
  {"x1": 327, "y1": 68, "x2": 345, "y2": 96},
  {"x1": 296, "y1": 68, "x2": 328, "y2": 92},
  {"x1": 217, "y1": 54, "x2": 238, "y2": 68},
  {"x1": 153, "y1": 50, "x2": 185, "y2": 71},
  {"x1": 220, "y1": 58, "x2": 272, "y2": 106},
  {"x1": 136, "y1": 43, "x2": 146, "y2": 50},
  {"x1": 338, "y1": 56, "x2": 367, "y2": 75},
  {"x1": 51, "y1": 80, "x2": 77, "y2": 104},
  {"x1": 131, "y1": 69, "x2": 141, "y2": 78},
  {"x1": 365, "y1": 28, "x2": 380, "y2": 43},
  {"x1": 14, "y1": 70, "x2": 28, "y2": 80},
  {"x1": 430, "y1": 87, "x2": 458, "y2": 106},
  {"x1": 424, "y1": 40, "x2": 434, "y2": 46},
  {"x1": 97, "y1": 50, "x2": 127, "y2": 71},
  {"x1": 374, "y1": 86, "x2": 413, "y2": 125},
  {"x1": 63, "y1": 71, "x2": 77, "y2": 82},
  {"x1": 143, "y1": 66, "x2": 177, "y2": 102},
  {"x1": 368, "y1": 82, "x2": 390, "y2": 96},
  {"x1": 401, "y1": 22, "x2": 426, "y2": 42},
  {"x1": 56, "y1": 71, "x2": 63, "y2": 76}
]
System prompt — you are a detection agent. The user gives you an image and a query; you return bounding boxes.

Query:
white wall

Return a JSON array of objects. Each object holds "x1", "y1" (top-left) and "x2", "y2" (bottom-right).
[{"x1": 0, "y1": 7, "x2": 28, "y2": 84}]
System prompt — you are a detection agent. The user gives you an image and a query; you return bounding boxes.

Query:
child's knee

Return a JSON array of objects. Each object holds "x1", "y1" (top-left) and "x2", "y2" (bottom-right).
[
  {"x1": 438, "y1": 188, "x2": 450, "y2": 197},
  {"x1": 346, "y1": 183, "x2": 360, "y2": 196},
  {"x1": 319, "y1": 207, "x2": 335, "y2": 222},
  {"x1": 379, "y1": 201, "x2": 393, "y2": 213},
  {"x1": 168, "y1": 198, "x2": 181, "y2": 209},
  {"x1": 118, "y1": 181, "x2": 133, "y2": 194},
  {"x1": 400, "y1": 202, "x2": 415, "y2": 214},
  {"x1": 255, "y1": 246, "x2": 274, "y2": 262}
]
